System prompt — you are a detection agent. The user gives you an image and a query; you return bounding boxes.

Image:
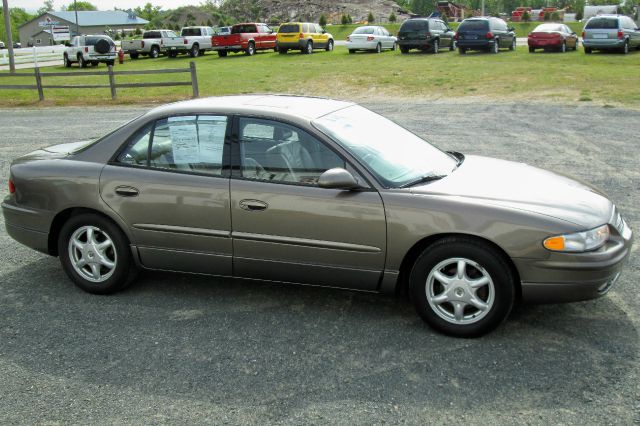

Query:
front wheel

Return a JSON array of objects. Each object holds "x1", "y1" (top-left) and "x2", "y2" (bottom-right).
[
  {"x1": 529, "y1": 46, "x2": 535, "y2": 53},
  {"x1": 409, "y1": 237, "x2": 515, "y2": 337},
  {"x1": 509, "y1": 38, "x2": 516, "y2": 51},
  {"x1": 58, "y1": 214, "x2": 137, "y2": 294},
  {"x1": 150, "y1": 46, "x2": 160, "y2": 58},
  {"x1": 375, "y1": 43, "x2": 382, "y2": 53},
  {"x1": 449, "y1": 40, "x2": 456, "y2": 51},
  {"x1": 278, "y1": 48, "x2": 288, "y2": 54},
  {"x1": 622, "y1": 40, "x2": 629, "y2": 54},
  {"x1": 392, "y1": 42, "x2": 397, "y2": 51},
  {"x1": 64, "y1": 54, "x2": 71, "y2": 67},
  {"x1": 78, "y1": 54, "x2": 87, "y2": 68},
  {"x1": 400, "y1": 46, "x2": 409, "y2": 54},
  {"x1": 325, "y1": 39, "x2": 334, "y2": 52}
]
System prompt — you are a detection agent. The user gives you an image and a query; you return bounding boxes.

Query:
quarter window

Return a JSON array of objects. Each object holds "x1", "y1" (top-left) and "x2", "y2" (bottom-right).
[{"x1": 238, "y1": 117, "x2": 346, "y2": 185}]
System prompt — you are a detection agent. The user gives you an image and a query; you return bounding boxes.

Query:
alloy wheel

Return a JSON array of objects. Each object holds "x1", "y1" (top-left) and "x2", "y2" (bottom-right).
[{"x1": 68, "y1": 225, "x2": 117, "y2": 283}]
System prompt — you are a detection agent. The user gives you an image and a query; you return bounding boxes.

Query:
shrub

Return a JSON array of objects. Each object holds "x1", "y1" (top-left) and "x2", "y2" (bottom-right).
[
  {"x1": 522, "y1": 11, "x2": 531, "y2": 22},
  {"x1": 389, "y1": 12, "x2": 397, "y2": 22},
  {"x1": 319, "y1": 14, "x2": 327, "y2": 26},
  {"x1": 368, "y1": 11, "x2": 375, "y2": 23}
]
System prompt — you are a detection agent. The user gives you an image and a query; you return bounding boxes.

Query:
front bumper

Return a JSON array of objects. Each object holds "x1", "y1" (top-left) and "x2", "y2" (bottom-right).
[{"x1": 516, "y1": 222, "x2": 633, "y2": 303}]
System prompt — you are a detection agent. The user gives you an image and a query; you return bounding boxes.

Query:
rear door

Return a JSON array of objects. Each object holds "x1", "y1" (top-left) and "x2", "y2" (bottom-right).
[
  {"x1": 100, "y1": 114, "x2": 233, "y2": 275},
  {"x1": 229, "y1": 116, "x2": 387, "y2": 290}
]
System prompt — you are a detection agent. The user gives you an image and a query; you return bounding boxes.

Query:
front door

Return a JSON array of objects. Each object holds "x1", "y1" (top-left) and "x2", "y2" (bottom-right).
[
  {"x1": 100, "y1": 114, "x2": 233, "y2": 275},
  {"x1": 230, "y1": 116, "x2": 387, "y2": 290}
]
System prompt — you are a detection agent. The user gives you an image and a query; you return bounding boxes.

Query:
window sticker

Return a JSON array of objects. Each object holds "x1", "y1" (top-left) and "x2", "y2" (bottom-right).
[{"x1": 170, "y1": 123, "x2": 199, "y2": 164}]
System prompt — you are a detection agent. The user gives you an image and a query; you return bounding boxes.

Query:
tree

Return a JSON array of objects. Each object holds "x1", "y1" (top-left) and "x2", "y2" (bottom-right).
[
  {"x1": 341, "y1": 13, "x2": 349, "y2": 25},
  {"x1": 522, "y1": 10, "x2": 531, "y2": 22},
  {"x1": 389, "y1": 12, "x2": 397, "y2": 22},
  {"x1": 575, "y1": 9, "x2": 583, "y2": 21},
  {"x1": 411, "y1": 0, "x2": 432, "y2": 16},
  {"x1": 367, "y1": 11, "x2": 374, "y2": 23},
  {"x1": 319, "y1": 14, "x2": 327, "y2": 26},
  {"x1": 64, "y1": 1, "x2": 98, "y2": 11},
  {"x1": 134, "y1": 3, "x2": 162, "y2": 21},
  {"x1": 0, "y1": 8, "x2": 36, "y2": 43},
  {"x1": 347, "y1": 14, "x2": 353, "y2": 23},
  {"x1": 37, "y1": 0, "x2": 55, "y2": 15},
  {"x1": 543, "y1": 11, "x2": 551, "y2": 21}
]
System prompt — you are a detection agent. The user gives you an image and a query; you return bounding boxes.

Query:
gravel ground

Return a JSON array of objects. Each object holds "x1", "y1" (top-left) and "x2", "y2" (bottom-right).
[{"x1": 0, "y1": 101, "x2": 638, "y2": 424}]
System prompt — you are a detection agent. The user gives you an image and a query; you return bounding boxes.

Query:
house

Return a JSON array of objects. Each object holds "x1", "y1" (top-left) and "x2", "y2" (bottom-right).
[
  {"x1": 436, "y1": 1, "x2": 472, "y2": 21},
  {"x1": 582, "y1": 5, "x2": 618, "y2": 20},
  {"x1": 19, "y1": 10, "x2": 149, "y2": 47}
]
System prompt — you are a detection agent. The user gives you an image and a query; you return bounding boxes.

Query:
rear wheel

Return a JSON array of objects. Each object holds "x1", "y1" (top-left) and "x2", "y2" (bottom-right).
[
  {"x1": 528, "y1": 46, "x2": 534, "y2": 53},
  {"x1": 278, "y1": 48, "x2": 288, "y2": 54},
  {"x1": 304, "y1": 40, "x2": 313, "y2": 54},
  {"x1": 348, "y1": 49, "x2": 355, "y2": 54},
  {"x1": 392, "y1": 42, "x2": 397, "y2": 51},
  {"x1": 78, "y1": 54, "x2": 87, "y2": 68},
  {"x1": 325, "y1": 39, "x2": 334, "y2": 51},
  {"x1": 150, "y1": 46, "x2": 160, "y2": 58},
  {"x1": 129, "y1": 52, "x2": 139, "y2": 59},
  {"x1": 409, "y1": 237, "x2": 515, "y2": 337},
  {"x1": 450, "y1": 40, "x2": 456, "y2": 51},
  {"x1": 168, "y1": 51, "x2": 177, "y2": 58},
  {"x1": 400, "y1": 46, "x2": 409, "y2": 54},
  {"x1": 189, "y1": 44, "x2": 200, "y2": 57},
  {"x1": 509, "y1": 37, "x2": 516, "y2": 51},
  {"x1": 584, "y1": 46, "x2": 592, "y2": 54},
  {"x1": 245, "y1": 41, "x2": 255, "y2": 56},
  {"x1": 64, "y1": 54, "x2": 71, "y2": 67},
  {"x1": 58, "y1": 213, "x2": 137, "y2": 295},
  {"x1": 622, "y1": 40, "x2": 629, "y2": 54},
  {"x1": 432, "y1": 39, "x2": 439, "y2": 54},
  {"x1": 458, "y1": 47, "x2": 466, "y2": 54},
  {"x1": 375, "y1": 43, "x2": 382, "y2": 53},
  {"x1": 218, "y1": 50, "x2": 228, "y2": 57}
]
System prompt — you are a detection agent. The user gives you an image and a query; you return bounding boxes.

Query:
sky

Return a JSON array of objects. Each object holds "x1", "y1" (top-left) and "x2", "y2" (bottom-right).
[{"x1": 16, "y1": 0, "x2": 210, "y2": 13}]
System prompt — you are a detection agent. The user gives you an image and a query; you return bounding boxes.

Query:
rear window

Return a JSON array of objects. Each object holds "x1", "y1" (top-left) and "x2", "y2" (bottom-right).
[
  {"x1": 585, "y1": 18, "x2": 619, "y2": 29},
  {"x1": 181, "y1": 28, "x2": 202, "y2": 36},
  {"x1": 144, "y1": 31, "x2": 160, "y2": 39},
  {"x1": 400, "y1": 20, "x2": 429, "y2": 31},
  {"x1": 533, "y1": 24, "x2": 564, "y2": 32},
  {"x1": 85, "y1": 36, "x2": 114, "y2": 46},
  {"x1": 279, "y1": 24, "x2": 299, "y2": 33},
  {"x1": 354, "y1": 27, "x2": 375, "y2": 34},
  {"x1": 458, "y1": 20, "x2": 489, "y2": 31},
  {"x1": 232, "y1": 24, "x2": 257, "y2": 33}
]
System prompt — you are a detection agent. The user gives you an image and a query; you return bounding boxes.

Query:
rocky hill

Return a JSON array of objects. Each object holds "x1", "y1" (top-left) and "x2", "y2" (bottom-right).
[{"x1": 219, "y1": 0, "x2": 410, "y2": 24}]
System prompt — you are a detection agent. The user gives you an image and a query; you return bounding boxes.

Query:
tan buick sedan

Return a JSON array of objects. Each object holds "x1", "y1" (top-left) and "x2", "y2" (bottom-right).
[{"x1": 2, "y1": 96, "x2": 633, "y2": 336}]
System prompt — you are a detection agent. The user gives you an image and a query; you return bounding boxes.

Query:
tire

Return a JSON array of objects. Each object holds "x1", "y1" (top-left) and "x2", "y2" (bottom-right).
[
  {"x1": 509, "y1": 37, "x2": 516, "y2": 51},
  {"x1": 449, "y1": 40, "x2": 456, "y2": 51},
  {"x1": 78, "y1": 54, "x2": 87, "y2": 68},
  {"x1": 325, "y1": 39, "x2": 334, "y2": 52},
  {"x1": 560, "y1": 41, "x2": 566, "y2": 53},
  {"x1": 64, "y1": 54, "x2": 71, "y2": 67},
  {"x1": 458, "y1": 47, "x2": 466, "y2": 54},
  {"x1": 58, "y1": 213, "x2": 137, "y2": 295},
  {"x1": 278, "y1": 48, "x2": 288, "y2": 54},
  {"x1": 392, "y1": 42, "x2": 397, "y2": 51},
  {"x1": 106, "y1": 60, "x2": 114, "y2": 67},
  {"x1": 492, "y1": 39, "x2": 499, "y2": 54},
  {"x1": 91, "y1": 61, "x2": 98, "y2": 66},
  {"x1": 218, "y1": 50, "x2": 228, "y2": 57},
  {"x1": 245, "y1": 41, "x2": 255, "y2": 56},
  {"x1": 189, "y1": 44, "x2": 200, "y2": 57},
  {"x1": 168, "y1": 51, "x2": 177, "y2": 58},
  {"x1": 149, "y1": 46, "x2": 160, "y2": 58},
  {"x1": 304, "y1": 40, "x2": 313, "y2": 54},
  {"x1": 94, "y1": 39, "x2": 110, "y2": 54},
  {"x1": 584, "y1": 46, "x2": 592, "y2": 54},
  {"x1": 400, "y1": 46, "x2": 409, "y2": 54},
  {"x1": 348, "y1": 49, "x2": 355, "y2": 54},
  {"x1": 200, "y1": 49, "x2": 206, "y2": 56},
  {"x1": 574, "y1": 40, "x2": 579, "y2": 51},
  {"x1": 409, "y1": 237, "x2": 515, "y2": 337},
  {"x1": 622, "y1": 40, "x2": 629, "y2": 54},
  {"x1": 432, "y1": 39, "x2": 439, "y2": 54},
  {"x1": 529, "y1": 46, "x2": 534, "y2": 53},
  {"x1": 129, "y1": 52, "x2": 139, "y2": 59},
  {"x1": 375, "y1": 43, "x2": 382, "y2": 53}
]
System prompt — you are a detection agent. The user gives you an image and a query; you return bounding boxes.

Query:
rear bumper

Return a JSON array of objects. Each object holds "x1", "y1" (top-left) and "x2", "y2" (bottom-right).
[
  {"x1": 398, "y1": 39, "x2": 432, "y2": 49},
  {"x1": 528, "y1": 39, "x2": 563, "y2": 48},
  {"x1": 212, "y1": 45, "x2": 243, "y2": 51},
  {"x1": 515, "y1": 225, "x2": 633, "y2": 303},
  {"x1": 277, "y1": 40, "x2": 306, "y2": 50},
  {"x1": 456, "y1": 39, "x2": 494, "y2": 49},
  {"x1": 583, "y1": 39, "x2": 625, "y2": 49},
  {"x1": 2, "y1": 200, "x2": 51, "y2": 255},
  {"x1": 346, "y1": 40, "x2": 379, "y2": 50}
]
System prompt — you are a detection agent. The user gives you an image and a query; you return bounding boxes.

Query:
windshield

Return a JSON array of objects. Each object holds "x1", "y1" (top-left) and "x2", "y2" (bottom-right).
[{"x1": 313, "y1": 106, "x2": 456, "y2": 188}]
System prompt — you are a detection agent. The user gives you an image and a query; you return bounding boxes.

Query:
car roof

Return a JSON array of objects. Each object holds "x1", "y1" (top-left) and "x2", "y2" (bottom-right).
[{"x1": 145, "y1": 95, "x2": 355, "y2": 121}]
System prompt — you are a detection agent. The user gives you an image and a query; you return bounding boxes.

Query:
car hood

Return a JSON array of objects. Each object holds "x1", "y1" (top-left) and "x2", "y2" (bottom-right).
[{"x1": 409, "y1": 155, "x2": 613, "y2": 229}]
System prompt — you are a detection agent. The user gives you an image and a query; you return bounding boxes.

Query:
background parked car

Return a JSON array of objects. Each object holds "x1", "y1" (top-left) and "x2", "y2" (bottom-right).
[
  {"x1": 121, "y1": 29, "x2": 181, "y2": 59},
  {"x1": 212, "y1": 23, "x2": 276, "y2": 57},
  {"x1": 528, "y1": 23, "x2": 579, "y2": 52},
  {"x1": 582, "y1": 15, "x2": 640, "y2": 54},
  {"x1": 456, "y1": 17, "x2": 516, "y2": 54},
  {"x1": 0, "y1": 41, "x2": 4, "y2": 49},
  {"x1": 276, "y1": 22, "x2": 334, "y2": 54},
  {"x1": 63, "y1": 35, "x2": 116, "y2": 68},
  {"x1": 397, "y1": 18, "x2": 455, "y2": 54},
  {"x1": 164, "y1": 26, "x2": 214, "y2": 58},
  {"x1": 346, "y1": 25, "x2": 397, "y2": 53},
  {"x1": 216, "y1": 26, "x2": 231, "y2": 36}
]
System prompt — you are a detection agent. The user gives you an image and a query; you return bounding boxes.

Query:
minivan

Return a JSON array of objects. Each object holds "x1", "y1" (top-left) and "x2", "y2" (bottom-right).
[
  {"x1": 456, "y1": 17, "x2": 516, "y2": 54},
  {"x1": 582, "y1": 15, "x2": 640, "y2": 54}
]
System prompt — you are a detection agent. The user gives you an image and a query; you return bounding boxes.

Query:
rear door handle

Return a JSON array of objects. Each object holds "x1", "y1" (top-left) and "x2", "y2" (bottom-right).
[
  {"x1": 239, "y1": 199, "x2": 268, "y2": 211},
  {"x1": 115, "y1": 186, "x2": 139, "y2": 197}
]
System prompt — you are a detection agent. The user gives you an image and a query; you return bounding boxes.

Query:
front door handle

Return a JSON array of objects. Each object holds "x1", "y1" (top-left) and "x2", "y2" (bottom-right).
[
  {"x1": 239, "y1": 199, "x2": 268, "y2": 211},
  {"x1": 115, "y1": 186, "x2": 139, "y2": 197}
]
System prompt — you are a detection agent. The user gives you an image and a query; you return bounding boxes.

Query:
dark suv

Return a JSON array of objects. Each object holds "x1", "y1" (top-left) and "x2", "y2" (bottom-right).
[
  {"x1": 456, "y1": 17, "x2": 516, "y2": 54},
  {"x1": 397, "y1": 18, "x2": 456, "y2": 54}
]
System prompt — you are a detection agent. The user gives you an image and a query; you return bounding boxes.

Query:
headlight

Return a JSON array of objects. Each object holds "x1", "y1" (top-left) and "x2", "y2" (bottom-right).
[{"x1": 543, "y1": 224, "x2": 610, "y2": 252}]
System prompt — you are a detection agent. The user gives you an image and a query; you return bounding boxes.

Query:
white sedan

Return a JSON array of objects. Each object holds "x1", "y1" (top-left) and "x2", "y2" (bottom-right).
[{"x1": 346, "y1": 26, "x2": 397, "y2": 53}]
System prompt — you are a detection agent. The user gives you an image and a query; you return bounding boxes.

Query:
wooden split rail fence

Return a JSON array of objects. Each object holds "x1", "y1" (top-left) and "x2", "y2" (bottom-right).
[{"x1": 0, "y1": 61, "x2": 199, "y2": 101}]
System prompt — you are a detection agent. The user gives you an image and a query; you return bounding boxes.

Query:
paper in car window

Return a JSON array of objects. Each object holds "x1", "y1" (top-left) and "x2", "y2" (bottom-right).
[
  {"x1": 170, "y1": 123, "x2": 199, "y2": 164},
  {"x1": 198, "y1": 116, "x2": 227, "y2": 164}
]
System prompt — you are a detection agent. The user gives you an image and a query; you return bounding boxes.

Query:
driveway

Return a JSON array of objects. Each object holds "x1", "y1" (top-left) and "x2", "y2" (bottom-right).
[{"x1": 0, "y1": 101, "x2": 637, "y2": 423}]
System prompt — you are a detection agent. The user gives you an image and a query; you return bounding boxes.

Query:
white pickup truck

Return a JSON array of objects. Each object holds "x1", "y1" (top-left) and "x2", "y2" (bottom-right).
[
  {"x1": 164, "y1": 26, "x2": 215, "y2": 57},
  {"x1": 120, "y1": 29, "x2": 181, "y2": 59}
]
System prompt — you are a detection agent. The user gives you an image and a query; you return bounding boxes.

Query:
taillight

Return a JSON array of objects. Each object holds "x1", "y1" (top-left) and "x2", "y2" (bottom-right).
[
  {"x1": 367, "y1": 36, "x2": 374, "y2": 41},
  {"x1": 141, "y1": 41, "x2": 145, "y2": 48},
  {"x1": 84, "y1": 47, "x2": 88, "y2": 53},
  {"x1": 582, "y1": 31, "x2": 585, "y2": 39},
  {"x1": 184, "y1": 38, "x2": 188, "y2": 44},
  {"x1": 486, "y1": 32, "x2": 494, "y2": 39},
  {"x1": 617, "y1": 30, "x2": 624, "y2": 39},
  {"x1": 299, "y1": 33, "x2": 304, "y2": 39},
  {"x1": 8, "y1": 179, "x2": 15, "y2": 194},
  {"x1": 454, "y1": 32, "x2": 458, "y2": 40}
]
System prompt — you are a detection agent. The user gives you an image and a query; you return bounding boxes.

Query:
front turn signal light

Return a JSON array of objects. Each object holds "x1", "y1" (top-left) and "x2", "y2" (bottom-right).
[{"x1": 543, "y1": 224, "x2": 610, "y2": 253}]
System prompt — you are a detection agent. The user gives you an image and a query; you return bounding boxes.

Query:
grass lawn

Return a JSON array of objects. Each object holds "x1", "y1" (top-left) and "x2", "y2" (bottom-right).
[{"x1": 0, "y1": 43, "x2": 638, "y2": 108}]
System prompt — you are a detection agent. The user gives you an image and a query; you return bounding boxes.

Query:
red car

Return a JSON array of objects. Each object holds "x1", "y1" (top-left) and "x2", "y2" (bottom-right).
[
  {"x1": 528, "y1": 23, "x2": 579, "y2": 53},
  {"x1": 212, "y1": 23, "x2": 277, "y2": 57}
]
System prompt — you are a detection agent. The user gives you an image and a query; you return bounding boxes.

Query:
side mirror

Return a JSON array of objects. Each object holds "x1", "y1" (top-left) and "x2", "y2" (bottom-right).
[
  {"x1": 508, "y1": 27, "x2": 515, "y2": 32},
  {"x1": 318, "y1": 168, "x2": 363, "y2": 190},
  {"x1": 64, "y1": 42, "x2": 72, "y2": 47},
  {"x1": 322, "y1": 30, "x2": 327, "y2": 34}
]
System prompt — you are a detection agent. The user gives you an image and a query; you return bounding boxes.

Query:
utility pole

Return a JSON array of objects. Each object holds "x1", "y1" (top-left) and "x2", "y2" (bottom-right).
[
  {"x1": 481, "y1": 0, "x2": 485, "y2": 16},
  {"x1": 2, "y1": 0, "x2": 15, "y2": 73},
  {"x1": 74, "y1": 0, "x2": 79, "y2": 36}
]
